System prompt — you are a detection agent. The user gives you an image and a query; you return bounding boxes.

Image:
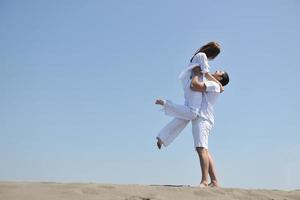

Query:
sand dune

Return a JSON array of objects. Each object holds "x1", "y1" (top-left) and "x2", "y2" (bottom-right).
[{"x1": 0, "y1": 182, "x2": 299, "y2": 200}]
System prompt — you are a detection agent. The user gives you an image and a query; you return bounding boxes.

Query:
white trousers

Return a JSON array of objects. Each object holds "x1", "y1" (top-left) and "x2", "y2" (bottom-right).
[{"x1": 157, "y1": 100, "x2": 212, "y2": 149}]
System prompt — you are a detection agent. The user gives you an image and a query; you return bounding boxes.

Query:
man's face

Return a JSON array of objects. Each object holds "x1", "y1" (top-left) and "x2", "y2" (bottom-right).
[{"x1": 214, "y1": 70, "x2": 224, "y2": 81}]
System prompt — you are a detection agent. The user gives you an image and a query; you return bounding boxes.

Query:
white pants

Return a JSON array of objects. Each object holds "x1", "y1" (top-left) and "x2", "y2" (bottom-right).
[{"x1": 157, "y1": 100, "x2": 212, "y2": 149}]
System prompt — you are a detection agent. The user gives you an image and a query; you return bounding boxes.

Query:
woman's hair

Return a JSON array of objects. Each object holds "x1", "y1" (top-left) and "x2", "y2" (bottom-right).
[
  {"x1": 190, "y1": 41, "x2": 221, "y2": 62},
  {"x1": 220, "y1": 72, "x2": 229, "y2": 86}
]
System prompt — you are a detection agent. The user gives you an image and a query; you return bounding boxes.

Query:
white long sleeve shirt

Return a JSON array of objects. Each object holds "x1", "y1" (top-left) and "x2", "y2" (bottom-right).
[{"x1": 179, "y1": 52, "x2": 210, "y2": 109}]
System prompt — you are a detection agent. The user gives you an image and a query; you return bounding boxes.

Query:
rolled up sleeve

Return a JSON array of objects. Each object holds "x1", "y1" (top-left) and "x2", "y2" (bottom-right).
[{"x1": 204, "y1": 81, "x2": 220, "y2": 92}]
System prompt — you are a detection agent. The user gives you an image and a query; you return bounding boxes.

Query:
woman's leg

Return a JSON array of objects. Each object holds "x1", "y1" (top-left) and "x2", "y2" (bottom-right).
[
  {"x1": 156, "y1": 118, "x2": 189, "y2": 148},
  {"x1": 156, "y1": 99, "x2": 198, "y2": 120}
]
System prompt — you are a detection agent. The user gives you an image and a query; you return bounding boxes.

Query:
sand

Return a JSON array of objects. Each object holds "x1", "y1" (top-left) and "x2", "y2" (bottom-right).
[{"x1": 0, "y1": 182, "x2": 299, "y2": 200}]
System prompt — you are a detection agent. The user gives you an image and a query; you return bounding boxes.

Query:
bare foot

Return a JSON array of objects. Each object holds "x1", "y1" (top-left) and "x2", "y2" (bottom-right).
[
  {"x1": 156, "y1": 137, "x2": 163, "y2": 149},
  {"x1": 208, "y1": 180, "x2": 220, "y2": 188},
  {"x1": 155, "y1": 99, "x2": 165, "y2": 106},
  {"x1": 199, "y1": 183, "x2": 208, "y2": 188},
  {"x1": 208, "y1": 183, "x2": 220, "y2": 188},
  {"x1": 157, "y1": 141, "x2": 162, "y2": 149}
]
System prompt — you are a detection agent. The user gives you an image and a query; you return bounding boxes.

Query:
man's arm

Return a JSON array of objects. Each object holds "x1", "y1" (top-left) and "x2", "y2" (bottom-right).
[{"x1": 191, "y1": 79, "x2": 222, "y2": 93}]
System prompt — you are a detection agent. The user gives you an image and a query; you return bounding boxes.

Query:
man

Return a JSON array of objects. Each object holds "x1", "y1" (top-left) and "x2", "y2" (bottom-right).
[{"x1": 155, "y1": 69, "x2": 229, "y2": 187}]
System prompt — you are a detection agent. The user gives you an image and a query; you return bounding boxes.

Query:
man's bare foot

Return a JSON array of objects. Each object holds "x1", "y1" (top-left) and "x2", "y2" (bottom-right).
[
  {"x1": 208, "y1": 180, "x2": 219, "y2": 187},
  {"x1": 199, "y1": 183, "x2": 208, "y2": 188},
  {"x1": 208, "y1": 183, "x2": 220, "y2": 188},
  {"x1": 155, "y1": 99, "x2": 165, "y2": 106},
  {"x1": 156, "y1": 137, "x2": 163, "y2": 149},
  {"x1": 199, "y1": 181, "x2": 209, "y2": 187}
]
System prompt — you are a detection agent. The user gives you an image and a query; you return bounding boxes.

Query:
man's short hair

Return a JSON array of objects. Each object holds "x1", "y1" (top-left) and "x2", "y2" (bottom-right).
[{"x1": 220, "y1": 72, "x2": 229, "y2": 86}]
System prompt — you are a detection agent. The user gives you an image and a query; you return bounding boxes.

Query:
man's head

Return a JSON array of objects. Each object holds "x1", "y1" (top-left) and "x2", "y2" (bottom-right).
[{"x1": 213, "y1": 70, "x2": 230, "y2": 86}]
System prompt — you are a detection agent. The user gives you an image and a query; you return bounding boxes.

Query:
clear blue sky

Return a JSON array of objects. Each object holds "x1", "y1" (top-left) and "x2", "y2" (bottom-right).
[{"x1": 1, "y1": 0, "x2": 300, "y2": 189}]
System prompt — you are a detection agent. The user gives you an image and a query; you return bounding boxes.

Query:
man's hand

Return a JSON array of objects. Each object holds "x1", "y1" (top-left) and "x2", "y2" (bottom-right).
[
  {"x1": 190, "y1": 84, "x2": 202, "y2": 92},
  {"x1": 192, "y1": 67, "x2": 201, "y2": 76},
  {"x1": 190, "y1": 84, "x2": 198, "y2": 91}
]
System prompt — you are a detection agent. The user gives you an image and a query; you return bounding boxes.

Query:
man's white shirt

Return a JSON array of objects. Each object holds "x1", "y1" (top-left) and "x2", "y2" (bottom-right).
[{"x1": 199, "y1": 81, "x2": 221, "y2": 126}]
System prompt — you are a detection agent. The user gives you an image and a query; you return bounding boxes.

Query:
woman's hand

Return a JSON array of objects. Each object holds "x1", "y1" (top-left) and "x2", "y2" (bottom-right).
[{"x1": 220, "y1": 85, "x2": 224, "y2": 93}]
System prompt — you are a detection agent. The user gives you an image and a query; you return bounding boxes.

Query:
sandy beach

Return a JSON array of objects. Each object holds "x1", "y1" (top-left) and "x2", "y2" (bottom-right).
[{"x1": 0, "y1": 182, "x2": 299, "y2": 200}]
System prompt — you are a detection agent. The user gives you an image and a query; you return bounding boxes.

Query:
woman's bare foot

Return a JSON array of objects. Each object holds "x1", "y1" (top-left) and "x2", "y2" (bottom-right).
[
  {"x1": 155, "y1": 99, "x2": 165, "y2": 106},
  {"x1": 157, "y1": 141, "x2": 162, "y2": 149},
  {"x1": 156, "y1": 137, "x2": 163, "y2": 149}
]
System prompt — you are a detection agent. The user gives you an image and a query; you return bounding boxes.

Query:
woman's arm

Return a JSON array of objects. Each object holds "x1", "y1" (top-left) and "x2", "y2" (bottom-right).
[
  {"x1": 191, "y1": 75, "x2": 206, "y2": 92},
  {"x1": 190, "y1": 67, "x2": 206, "y2": 92}
]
